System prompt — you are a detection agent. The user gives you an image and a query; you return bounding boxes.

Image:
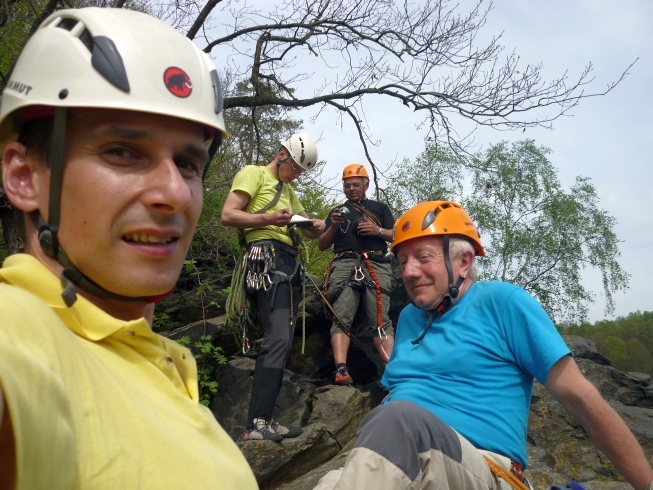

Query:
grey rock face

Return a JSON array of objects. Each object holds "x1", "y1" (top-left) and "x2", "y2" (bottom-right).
[{"x1": 172, "y1": 309, "x2": 653, "y2": 489}]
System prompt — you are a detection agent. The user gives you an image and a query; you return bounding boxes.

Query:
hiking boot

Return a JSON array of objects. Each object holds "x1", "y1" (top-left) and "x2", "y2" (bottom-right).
[
  {"x1": 335, "y1": 366, "x2": 353, "y2": 385},
  {"x1": 242, "y1": 418, "x2": 283, "y2": 442},
  {"x1": 270, "y1": 419, "x2": 303, "y2": 439}
]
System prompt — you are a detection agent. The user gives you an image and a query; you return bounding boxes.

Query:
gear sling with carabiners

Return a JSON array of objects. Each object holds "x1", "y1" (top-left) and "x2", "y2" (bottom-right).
[{"x1": 225, "y1": 181, "x2": 284, "y2": 353}]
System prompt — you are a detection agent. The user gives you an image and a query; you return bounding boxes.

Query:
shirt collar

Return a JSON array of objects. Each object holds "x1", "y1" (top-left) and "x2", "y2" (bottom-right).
[{"x1": 0, "y1": 254, "x2": 149, "y2": 341}]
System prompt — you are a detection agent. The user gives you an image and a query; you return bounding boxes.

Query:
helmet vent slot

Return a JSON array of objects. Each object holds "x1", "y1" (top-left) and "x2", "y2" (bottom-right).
[
  {"x1": 57, "y1": 18, "x2": 79, "y2": 31},
  {"x1": 79, "y1": 29, "x2": 94, "y2": 52}
]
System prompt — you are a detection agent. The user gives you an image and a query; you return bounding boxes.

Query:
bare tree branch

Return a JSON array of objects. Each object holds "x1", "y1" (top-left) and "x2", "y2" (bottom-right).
[
  {"x1": 186, "y1": 0, "x2": 222, "y2": 40},
  {"x1": 189, "y1": 0, "x2": 635, "y2": 180}
]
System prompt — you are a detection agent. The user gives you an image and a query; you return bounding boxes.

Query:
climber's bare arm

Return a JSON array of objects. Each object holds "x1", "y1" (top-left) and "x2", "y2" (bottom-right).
[{"x1": 545, "y1": 355, "x2": 653, "y2": 490}]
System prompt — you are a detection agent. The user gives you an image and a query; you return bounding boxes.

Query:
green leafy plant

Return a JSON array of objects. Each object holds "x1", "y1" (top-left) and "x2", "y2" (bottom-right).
[
  {"x1": 151, "y1": 312, "x2": 178, "y2": 331},
  {"x1": 176, "y1": 334, "x2": 227, "y2": 406},
  {"x1": 184, "y1": 259, "x2": 221, "y2": 327}
]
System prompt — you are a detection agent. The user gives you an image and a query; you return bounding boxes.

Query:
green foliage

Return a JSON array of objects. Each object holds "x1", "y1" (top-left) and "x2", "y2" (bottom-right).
[
  {"x1": 384, "y1": 145, "x2": 464, "y2": 217},
  {"x1": 562, "y1": 310, "x2": 653, "y2": 376},
  {"x1": 190, "y1": 79, "x2": 305, "y2": 267},
  {"x1": 184, "y1": 258, "x2": 220, "y2": 325},
  {"x1": 385, "y1": 140, "x2": 630, "y2": 324},
  {"x1": 151, "y1": 312, "x2": 178, "y2": 331},
  {"x1": 176, "y1": 335, "x2": 191, "y2": 346},
  {"x1": 0, "y1": 1, "x2": 41, "y2": 87},
  {"x1": 626, "y1": 338, "x2": 653, "y2": 375},
  {"x1": 603, "y1": 336, "x2": 629, "y2": 370},
  {"x1": 293, "y1": 162, "x2": 340, "y2": 277},
  {"x1": 176, "y1": 334, "x2": 227, "y2": 406}
]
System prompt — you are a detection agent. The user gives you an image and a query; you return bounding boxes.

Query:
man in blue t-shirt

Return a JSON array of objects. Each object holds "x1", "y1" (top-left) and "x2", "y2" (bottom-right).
[{"x1": 314, "y1": 201, "x2": 653, "y2": 490}]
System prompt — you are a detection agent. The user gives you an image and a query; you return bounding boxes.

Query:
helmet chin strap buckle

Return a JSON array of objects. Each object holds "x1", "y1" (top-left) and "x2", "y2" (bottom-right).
[
  {"x1": 60, "y1": 268, "x2": 81, "y2": 307},
  {"x1": 38, "y1": 225, "x2": 58, "y2": 258}
]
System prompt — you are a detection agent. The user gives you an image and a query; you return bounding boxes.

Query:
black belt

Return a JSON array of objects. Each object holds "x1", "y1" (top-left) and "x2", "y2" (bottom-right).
[
  {"x1": 250, "y1": 239, "x2": 299, "y2": 256},
  {"x1": 335, "y1": 250, "x2": 385, "y2": 259}
]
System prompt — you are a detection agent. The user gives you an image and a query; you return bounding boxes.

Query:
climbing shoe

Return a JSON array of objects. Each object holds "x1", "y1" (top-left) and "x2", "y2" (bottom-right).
[
  {"x1": 335, "y1": 366, "x2": 353, "y2": 385},
  {"x1": 270, "y1": 419, "x2": 303, "y2": 439},
  {"x1": 242, "y1": 417, "x2": 283, "y2": 442}
]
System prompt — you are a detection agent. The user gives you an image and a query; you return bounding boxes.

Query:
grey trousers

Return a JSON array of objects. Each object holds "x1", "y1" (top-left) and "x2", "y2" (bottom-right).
[
  {"x1": 328, "y1": 258, "x2": 394, "y2": 336},
  {"x1": 313, "y1": 401, "x2": 515, "y2": 490}
]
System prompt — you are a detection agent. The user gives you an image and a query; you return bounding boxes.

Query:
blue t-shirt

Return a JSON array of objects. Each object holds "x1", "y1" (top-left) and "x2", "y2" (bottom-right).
[{"x1": 381, "y1": 281, "x2": 571, "y2": 466}]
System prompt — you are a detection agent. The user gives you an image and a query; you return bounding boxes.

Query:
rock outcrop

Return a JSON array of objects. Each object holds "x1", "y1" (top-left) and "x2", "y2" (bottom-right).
[{"x1": 161, "y1": 283, "x2": 653, "y2": 490}]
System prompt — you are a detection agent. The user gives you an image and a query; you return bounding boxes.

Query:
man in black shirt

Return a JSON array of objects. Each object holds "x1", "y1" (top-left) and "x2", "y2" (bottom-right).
[{"x1": 318, "y1": 164, "x2": 395, "y2": 384}]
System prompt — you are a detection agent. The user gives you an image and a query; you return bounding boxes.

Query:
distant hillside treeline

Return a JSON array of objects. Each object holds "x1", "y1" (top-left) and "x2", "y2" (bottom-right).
[{"x1": 559, "y1": 311, "x2": 653, "y2": 376}]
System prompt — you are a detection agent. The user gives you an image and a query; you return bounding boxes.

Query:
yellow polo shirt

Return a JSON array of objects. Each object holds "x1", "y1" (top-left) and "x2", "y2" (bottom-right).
[{"x1": 0, "y1": 254, "x2": 258, "y2": 490}]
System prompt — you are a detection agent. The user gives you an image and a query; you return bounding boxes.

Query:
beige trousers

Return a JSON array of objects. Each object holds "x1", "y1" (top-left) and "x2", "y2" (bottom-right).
[{"x1": 313, "y1": 401, "x2": 516, "y2": 490}]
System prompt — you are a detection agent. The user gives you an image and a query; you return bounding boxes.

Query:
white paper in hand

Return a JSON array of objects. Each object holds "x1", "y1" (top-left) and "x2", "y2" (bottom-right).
[{"x1": 289, "y1": 215, "x2": 313, "y2": 228}]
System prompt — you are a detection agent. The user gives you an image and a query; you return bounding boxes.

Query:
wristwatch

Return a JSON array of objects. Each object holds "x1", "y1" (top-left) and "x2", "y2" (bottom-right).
[
  {"x1": 378, "y1": 227, "x2": 384, "y2": 236},
  {"x1": 644, "y1": 481, "x2": 653, "y2": 490}
]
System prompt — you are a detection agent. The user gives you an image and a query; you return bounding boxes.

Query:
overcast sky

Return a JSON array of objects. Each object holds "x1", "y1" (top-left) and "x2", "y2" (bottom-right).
[{"x1": 212, "y1": 1, "x2": 653, "y2": 322}]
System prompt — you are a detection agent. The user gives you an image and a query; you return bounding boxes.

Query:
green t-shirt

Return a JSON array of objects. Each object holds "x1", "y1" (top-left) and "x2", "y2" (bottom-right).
[{"x1": 230, "y1": 165, "x2": 305, "y2": 245}]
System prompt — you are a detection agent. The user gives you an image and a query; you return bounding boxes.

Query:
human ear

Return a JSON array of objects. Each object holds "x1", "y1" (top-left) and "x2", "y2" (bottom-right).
[
  {"x1": 458, "y1": 250, "x2": 474, "y2": 278},
  {"x1": 2, "y1": 142, "x2": 46, "y2": 213}
]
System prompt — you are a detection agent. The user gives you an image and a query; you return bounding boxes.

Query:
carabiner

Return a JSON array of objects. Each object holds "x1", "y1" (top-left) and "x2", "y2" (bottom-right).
[
  {"x1": 242, "y1": 337, "x2": 251, "y2": 355},
  {"x1": 354, "y1": 266, "x2": 365, "y2": 281},
  {"x1": 377, "y1": 327, "x2": 388, "y2": 343},
  {"x1": 262, "y1": 274, "x2": 273, "y2": 291}
]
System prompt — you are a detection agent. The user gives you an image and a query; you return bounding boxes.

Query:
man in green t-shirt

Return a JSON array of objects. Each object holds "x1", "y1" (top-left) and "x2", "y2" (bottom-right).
[{"x1": 222, "y1": 133, "x2": 326, "y2": 441}]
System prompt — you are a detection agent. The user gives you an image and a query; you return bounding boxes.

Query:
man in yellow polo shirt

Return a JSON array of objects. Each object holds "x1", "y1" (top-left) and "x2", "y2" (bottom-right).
[
  {"x1": 0, "y1": 8, "x2": 258, "y2": 489},
  {"x1": 221, "y1": 133, "x2": 326, "y2": 441}
]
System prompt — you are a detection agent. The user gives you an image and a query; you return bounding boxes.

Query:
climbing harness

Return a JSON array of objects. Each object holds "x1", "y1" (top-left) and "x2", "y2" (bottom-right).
[
  {"x1": 241, "y1": 240, "x2": 301, "y2": 354},
  {"x1": 304, "y1": 271, "x2": 385, "y2": 364},
  {"x1": 323, "y1": 251, "x2": 391, "y2": 336}
]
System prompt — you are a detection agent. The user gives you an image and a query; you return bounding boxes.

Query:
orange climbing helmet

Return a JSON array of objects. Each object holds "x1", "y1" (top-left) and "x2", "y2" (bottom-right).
[
  {"x1": 391, "y1": 201, "x2": 485, "y2": 256},
  {"x1": 342, "y1": 163, "x2": 369, "y2": 180}
]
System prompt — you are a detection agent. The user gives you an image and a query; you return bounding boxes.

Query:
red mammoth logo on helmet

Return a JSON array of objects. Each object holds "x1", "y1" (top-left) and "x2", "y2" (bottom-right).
[{"x1": 163, "y1": 67, "x2": 192, "y2": 98}]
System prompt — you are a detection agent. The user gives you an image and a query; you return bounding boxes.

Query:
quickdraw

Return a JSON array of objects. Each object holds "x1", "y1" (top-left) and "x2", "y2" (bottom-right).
[{"x1": 246, "y1": 242, "x2": 276, "y2": 293}]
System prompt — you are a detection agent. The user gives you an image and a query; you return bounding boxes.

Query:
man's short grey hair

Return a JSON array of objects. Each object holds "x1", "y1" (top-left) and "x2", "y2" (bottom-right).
[{"x1": 448, "y1": 236, "x2": 478, "y2": 283}]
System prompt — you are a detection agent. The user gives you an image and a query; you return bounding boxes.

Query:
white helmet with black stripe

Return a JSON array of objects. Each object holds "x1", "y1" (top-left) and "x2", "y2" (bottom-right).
[
  {"x1": 280, "y1": 132, "x2": 318, "y2": 170},
  {"x1": 0, "y1": 7, "x2": 226, "y2": 146},
  {"x1": 0, "y1": 7, "x2": 227, "y2": 306}
]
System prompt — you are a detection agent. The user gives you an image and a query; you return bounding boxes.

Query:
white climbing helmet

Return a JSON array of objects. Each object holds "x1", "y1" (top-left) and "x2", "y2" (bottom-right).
[
  {"x1": 280, "y1": 132, "x2": 318, "y2": 170},
  {"x1": 0, "y1": 7, "x2": 227, "y2": 146}
]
